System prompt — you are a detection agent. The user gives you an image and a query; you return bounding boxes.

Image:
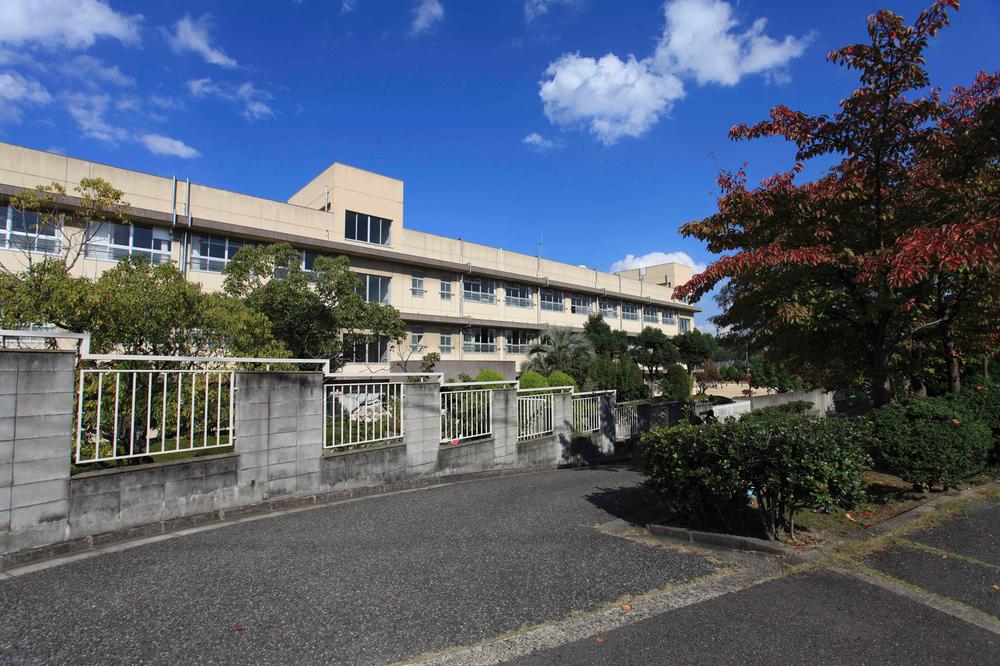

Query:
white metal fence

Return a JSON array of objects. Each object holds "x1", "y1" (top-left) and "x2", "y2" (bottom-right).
[
  {"x1": 324, "y1": 381, "x2": 404, "y2": 449},
  {"x1": 572, "y1": 391, "x2": 608, "y2": 433},
  {"x1": 440, "y1": 381, "x2": 516, "y2": 444},
  {"x1": 517, "y1": 393, "x2": 554, "y2": 441},
  {"x1": 614, "y1": 401, "x2": 642, "y2": 440},
  {"x1": 75, "y1": 369, "x2": 235, "y2": 464}
]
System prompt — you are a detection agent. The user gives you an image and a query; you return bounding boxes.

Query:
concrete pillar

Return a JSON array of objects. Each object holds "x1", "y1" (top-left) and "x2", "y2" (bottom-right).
[
  {"x1": 552, "y1": 392, "x2": 573, "y2": 465},
  {"x1": 234, "y1": 372, "x2": 324, "y2": 502},
  {"x1": 596, "y1": 393, "x2": 615, "y2": 455},
  {"x1": 0, "y1": 351, "x2": 74, "y2": 553},
  {"x1": 403, "y1": 382, "x2": 440, "y2": 476},
  {"x1": 491, "y1": 388, "x2": 517, "y2": 467}
]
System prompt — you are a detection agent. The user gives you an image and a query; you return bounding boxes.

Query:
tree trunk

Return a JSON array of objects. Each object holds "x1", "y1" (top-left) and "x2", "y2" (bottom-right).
[
  {"x1": 871, "y1": 342, "x2": 892, "y2": 407},
  {"x1": 942, "y1": 321, "x2": 961, "y2": 395}
]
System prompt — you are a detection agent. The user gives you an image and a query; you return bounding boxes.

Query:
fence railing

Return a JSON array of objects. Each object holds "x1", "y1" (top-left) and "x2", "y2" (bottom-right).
[
  {"x1": 75, "y1": 369, "x2": 235, "y2": 464},
  {"x1": 440, "y1": 381, "x2": 515, "y2": 444},
  {"x1": 517, "y1": 393, "x2": 554, "y2": 441},
  {"x1": 324, "y1": 381, "x2": 404, "y2": 449},
  {"x1": 614, "y1": 401, "x2": 642, "y2": 440},
  {"x1": 573, "y1": 391, "x2": 611, "y2": 433}
]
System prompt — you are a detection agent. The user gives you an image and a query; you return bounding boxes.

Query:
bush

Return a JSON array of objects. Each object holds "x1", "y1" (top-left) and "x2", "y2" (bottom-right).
[
  {"x1": 756, "y1": 400, "x2": 814, "y2": 414},
  {"x1": 946, "y1": 383, "x2": 1000, "y2": 464},
  {"x1": 547, "y1": 370, "x2": 577, "y2": 390},
  {"x1": 660, "y1": 365, "x2": 692, "y2": 401},
  {"x1": 474, "y1": 369, "x2": 506, "y2": 383},
  {"x1": 867, "y1": 397, "x2": 992, "y2": 489},
  {"x1": 519, "y1": 371, "x2": 549, "y2": 390},
  {"x1": 642, "y1": 411, "x2": 869, "y2": 540}
]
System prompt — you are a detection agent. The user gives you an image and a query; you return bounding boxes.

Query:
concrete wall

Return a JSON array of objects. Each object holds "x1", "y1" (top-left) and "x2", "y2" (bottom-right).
[
  {"x1": 750, "y1": 389, "x2": 834, "y2": 415},
  {"x1": 0, "y1": 355, "x2": 634, "y2": 564}
]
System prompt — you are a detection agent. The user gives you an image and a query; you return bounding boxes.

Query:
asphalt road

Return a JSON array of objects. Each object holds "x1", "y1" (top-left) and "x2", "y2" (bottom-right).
[{"x1": 0, "y1": 466, "x2": 715, "y2": 665}]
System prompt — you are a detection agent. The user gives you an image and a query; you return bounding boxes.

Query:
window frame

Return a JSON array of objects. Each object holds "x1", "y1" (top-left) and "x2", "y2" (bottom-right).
[
  {"x1": 463, "y1": 276, "x2": 497, "y2": 304},
  {"x1": 439, "y1": 333, "x2": 453, "y2": 355},
  {"x1": 2, "y1": 206, "x2": 62, "y2": 255},
  {"x1": 571, "y1": 294, "x2": 592, "y2": 316},
  {"x1": 598, "y1": 298, "x2": 617, "y2": 319},
  {"x1": 463, "y1": 327, "x2": 497, "y2": 353},
  {"x1": 540, "y1": 288, "x2": 564, "y2": 312},
  {"x1": 504, "y1": 283, "x2": 533, "y2": 308},
  {"x1": 86, "y1": 220, "x2": 172, "y2": 265},
  {"x1": 622, "y1": 302, "x2": 640, "y2": 321},
  {"x1": 411, "y1": 272, "x2": 426, "y2": 297},
  {"x1": 410, "y1": 327, "x2": 425, "y2": 353},
  {"x1": 189, "y1": 234, "x2": 252, "y2": 273},
  {"x1": 345, "y1": 210, "x2": 392, "y2": 246},
  {"x1": 356, "y1": 272, "x2": 391, "y2": 304},
  {"x1": 505, "y1": 329, "x2": 534, "y2": 355},
  {"x1": 439, "y1": 279, "x2": 453, "y2": 300}
]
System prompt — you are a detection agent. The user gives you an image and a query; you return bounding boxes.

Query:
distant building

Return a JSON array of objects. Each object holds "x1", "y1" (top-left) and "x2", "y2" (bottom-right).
[{"x1": 0, "y1": 142, "x2": 698, "y2": 377}]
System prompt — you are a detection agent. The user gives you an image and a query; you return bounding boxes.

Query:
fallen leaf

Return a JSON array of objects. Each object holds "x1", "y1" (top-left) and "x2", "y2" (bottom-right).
[
  {"x1": 595, "y1": 637, "x2": 606, "y2": 645},
  {"x1": 991, "y1": 585, "x2": 999, "y2": 591},
  {"x1": 620, "y1": 603, "x2": 633, "y2": 612},
  {"x1": 230, "y1": 625, "x2": 244, "y2": 633}
]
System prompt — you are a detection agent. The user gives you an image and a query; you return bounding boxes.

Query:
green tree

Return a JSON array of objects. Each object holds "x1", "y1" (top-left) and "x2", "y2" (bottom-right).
[
  {"x1": 222, "y1": 243, "x2": 404, "y2": 366},
  {"x1": 583, "y1": 314, "x2": 628, "y2": 358},
  {"x1": 674, "y1": 330, "x2": 718, "y2": 375},
  {"x1": 660, "y1": 365, "x2": 692, "y2": 401},
  {"x1": 632, "y1": 327, "x2": 679, "y2": 387},
  {"x1": 525, "y1": 326, "x2": 594, "y2": 374}
]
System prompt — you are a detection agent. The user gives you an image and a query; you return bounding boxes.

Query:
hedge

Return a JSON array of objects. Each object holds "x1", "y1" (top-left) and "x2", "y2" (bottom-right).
[{"x1": 518, "y1": 371, "x2": 549, "y2": 390}]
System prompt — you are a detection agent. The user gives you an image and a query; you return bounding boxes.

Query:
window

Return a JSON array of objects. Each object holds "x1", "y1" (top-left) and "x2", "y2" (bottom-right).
[
  {"x1": 302, "y1": 250, "x2": 319, "y2": 272},
  {"x1": 190, "y1": 234, "x2": 251, "y2": 273},
  {"x1": 2, "y1": 206, "x2": 61, "y2": 254},
  {"x1": 679, "y1": 318, "x2": 692, "y2": 333},
  {"x1": 571, "y1": 294, "x2": 592, "y2": 315},
  {"x1": 643, "y1": 306, "x2": 658, "y2": 323},
  {"x1": 463, "y1": 327, "x2": 496, "y2": 353},
  {"x1": 87, "y1": 221, "x2": 171, "y2": 265},
  {"x1": 505, "y1": 329, "x2": 534, "y2": 355},
  {"x1": 599, "y1": 298, "x2": 617, "y2": 319},
  {"x1": 662, "y1": 308, "x2": 678, "y2": 325},
  {"x1": 345, "y1": 210, "x2": 392, "y2": 246},
  {"x1": 410, "y1": 327, "x2": 425, "y2": 353},
  {"x1": 411, "y1": 273, "x2": 426, "y2": 297},
  {"x1": 344, "y1": 335, "x2": 389, "y2": 364},
  {"x1": 440, "y1": 333, "x2": 453, "y2": 355},
  {"x1": 505, "y1": 283, "x2": 532, "y2": 308},
  {"x1": 439, "y1": 279, "x2": 453, "y2": 300},
  {"x1": 622, "y1": 302, "x2": 640, "y2": 321},
  {"x1": 356, "y1": 273, "x2": 390, "y2": 304},
  {"x1": 463, "y1": 276, "x2": 497, "y2": 304},
  {"x1": 540, "y1": 288, "x2": 564, "y2": 312}
]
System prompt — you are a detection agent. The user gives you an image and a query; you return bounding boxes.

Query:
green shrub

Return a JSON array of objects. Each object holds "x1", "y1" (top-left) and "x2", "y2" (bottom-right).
[
  {"x1": 946, "y1": 383, "x2": 1000, "y2": 464},
  {"x1": 519, "y1": 371, "x2": 549, "y2": 390},
  {"x1": 867, "y1": 397, "x2": 992, "y2": 489},
  {"x1": 756, "y1": 400, "x2": 814, "y2": 415},
  {"x1": 660, "y1": 365, "x2": 692, "y2": 401},
  {"x1": 642, "y1": 411, "x2": 869, "y2": 540},
  {"x1": 546, "y1": 370, "x2": 577, "y2": 390},
  {"x1": 474, "y1": 369, "x2": 507, "y2": 383}
]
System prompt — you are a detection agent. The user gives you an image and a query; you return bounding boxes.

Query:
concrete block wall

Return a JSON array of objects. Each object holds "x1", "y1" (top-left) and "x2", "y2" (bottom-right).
[
  {"x1": 0, "y1": 351, "x2": 75, "y2": 554},
  {"x1": 402, "y1": 382, "x2": 441, "y2": 476},
  {"x1": 491, "y1": 388, "x2": 517, "y2": 467}
]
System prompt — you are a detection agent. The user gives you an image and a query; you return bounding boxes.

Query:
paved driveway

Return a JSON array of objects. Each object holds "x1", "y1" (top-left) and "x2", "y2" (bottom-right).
[{"x1": 0, "y1": 466, "x2": 715, "y2": 665}]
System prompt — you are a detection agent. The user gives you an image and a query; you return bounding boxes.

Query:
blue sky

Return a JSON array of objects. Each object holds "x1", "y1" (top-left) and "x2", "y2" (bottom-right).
[{"x1": 0, "y1": 0, "x2": 996, "y2": 329}]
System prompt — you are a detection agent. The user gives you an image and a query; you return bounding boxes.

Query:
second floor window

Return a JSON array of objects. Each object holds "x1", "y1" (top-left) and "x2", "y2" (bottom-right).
[
  {"x1": 622, "y1": 303, "x2": 639, "y2": 320},
  {"x1": 411, "y1": 273, "x2": 425, "y2": 296},
  {"x1": 87, "y1": 221, "x2": 171, "y2": 265},
  {"x1": 464, "y1": 276, "x2": 497, "y2": 304},
  {"x1": 356, "y1": 273, "x2": 390, "y2": 304},
  {"x1": 463, "y1": 327, "x2": 496, "y2": 353},
  {"x1": 662, "y1": 308, "x2": 678, "y2": 325},
  {"x1": 440, "y1": 279, "x2": 453, "y2": 300},
  {"x1": 571, "y1": 294, "x2": 592, "y2": 315},
  {"x1": 505, "y1": 283, "x2": 532, "y2": 308},
  {"x1": 540, "y1": 289, "x2": 564, "y2": 312},
  {"x1": 440, "y1": 333, "x2": 453, "y2": 354},
  {"x1": 643, "y1": 306, "x2": 658, "y2": 323},
  {"x1": 345, "y1": 210, "x2": 391, "y2": 245},
  {"x1": 344, "y1": 335, "x2": 389, "y2": 364},
  {"x1": 505, "y1": 329, "x2": 534, "y2": 354},
  {"x1": 410, "y1": 327, "x2": 425, "y2": 352},
  {"x1": 599, "y1": 298, "x2": 617, "y2": 318},
  {"x1": 190, "y1": 234, "x2": 251, "y2": 273},
  {"x1": 679, "y1": 318, "x2": 692, "y2": 333},
  {"x1": 2, "y1": 206, "x2": 61, "y2": 255}
]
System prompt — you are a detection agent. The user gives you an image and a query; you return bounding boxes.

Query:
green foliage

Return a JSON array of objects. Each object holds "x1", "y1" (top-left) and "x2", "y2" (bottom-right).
[
  {"x1": 518, "y1": 371, "x2": 549, "y2": 390},
  {"x1": 642, "y1": 411, "x2": 870, "y2": 540},
  {"x1": 867, "y1": 397, "x2": 992, "y2": 489},
  {"x1": 583, "y1": 314, "x2": 629, "y2": 358},
  {"x1": 420, "y1": 352, "x2": 441, "y2": 374},
  {"x1": 546, "y1": 370, "x2": 577, "y2": 390},
  {"x1": 474, "y1": 369, "x2": 507, "y2": 383},
  {"x1": 525, "y1": 326, "x2": 594, "y2": 375},
  {"x1": 223, "y1": 243, "x2": 404, "y2": 366},
  {"x1": 674, "y1": 330, "x2": 718, "y2": 374},
  {"x1": 721, "y1": 364, "x2": 743, "y2": 382},
  {"x1": 756, "y1": 400, "x2": 814, "y2": 415},
  {"x1": 660, "y1": 365, "x2": 692, "y2": 401},
  {"x1": 633, "y1": 327, "x2": 679, "y2": 384}
]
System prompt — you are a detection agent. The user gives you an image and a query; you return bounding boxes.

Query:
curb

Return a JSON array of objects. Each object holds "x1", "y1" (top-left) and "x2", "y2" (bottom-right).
[{"x1": 647, "y1": 523, "x2": 806, "y2": 557}]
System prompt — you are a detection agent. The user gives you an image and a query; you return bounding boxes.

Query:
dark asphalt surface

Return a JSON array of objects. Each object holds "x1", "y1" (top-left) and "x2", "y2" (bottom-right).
[
  {"x1": 0, "y1": 466, "x2": 715, "y2": 665},
  {"x1": 908, "y1": 498, "x2": 1000, "y2": 566},
  {"x1": 513, "y1": 569, "x2": 1000, "y2": 665}
]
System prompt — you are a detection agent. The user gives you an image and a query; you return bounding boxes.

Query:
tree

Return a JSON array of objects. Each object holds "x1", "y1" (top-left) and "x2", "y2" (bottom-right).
[
  {"x1": 632, "y1": 327, "x2": 679, "y2": 387},
  {"x1": 674, "y1": 330, "x2": 718, "y2": 375},
  {"x1": 583, "y1": 314, "x2": 628, "y2": 358},
  {"x1": 222, "y1": 243, "x2": 404, "y2": 366},
  {"x1": 697, "y1": 360, "x2": 724, "y2": 394},
  {"x1": 673, "y1": 1, "x2": 999, "y2": 406},
  {"x1": 525, "y1": 326, "x2": 594, "y2": 374},
  {"x1": 660, "y1": 365, "x2": 692, "y2": 401}
]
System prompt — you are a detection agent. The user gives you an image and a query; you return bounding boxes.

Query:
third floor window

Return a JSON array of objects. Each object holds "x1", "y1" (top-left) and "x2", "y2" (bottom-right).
[
  {"x1": 505, "y1": 283, "x2": 532, "y2": 308},
  {"x1": 464, "y1": 276, "x2": 497, "y2": 304},
  {"x1": 345, "y1": 210, "x2": 391, "y2": 245},
  {"x1": 356, "y1": 273, "x2": 390, "y2": 304},
  {"x1": 87, "y1": 221, "x2": 172, "y2": 266},
  {"x1": 540, "y1": 288, "x2": 564, "y2": 312}
]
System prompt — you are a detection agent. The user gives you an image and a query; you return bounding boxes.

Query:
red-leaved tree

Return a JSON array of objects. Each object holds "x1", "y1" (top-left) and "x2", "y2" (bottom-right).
[{"x1": 674, "y1": 1, "x2": 999, "y2": 406}]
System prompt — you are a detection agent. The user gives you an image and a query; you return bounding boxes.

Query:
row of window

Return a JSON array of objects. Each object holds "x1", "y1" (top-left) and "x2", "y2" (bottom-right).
[{"x1": 0, "y1": 206, "x2": 61, "y2": 254}]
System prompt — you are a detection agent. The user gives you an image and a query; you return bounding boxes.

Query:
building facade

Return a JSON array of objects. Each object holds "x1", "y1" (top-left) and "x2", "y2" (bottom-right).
[{"x1": 0, "y1": 142, "x2": 698, "y2": 376}]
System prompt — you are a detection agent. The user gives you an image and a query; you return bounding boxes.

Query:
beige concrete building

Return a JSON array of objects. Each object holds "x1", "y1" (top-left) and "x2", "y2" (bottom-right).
[{"x1": 0, "y1": 141, "x2": 699, "y2": 376}]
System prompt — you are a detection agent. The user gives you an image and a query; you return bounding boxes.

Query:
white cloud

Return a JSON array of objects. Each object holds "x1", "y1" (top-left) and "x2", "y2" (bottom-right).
[
  {"x1": 342, "y1": 0, "x2": 358, "y2": 12},
  {"x1": 165, "y1": 14, "x2": 237, "y2": 68},
  {"x1": 186, "y1": 77, "x2": 274, "y2": 121},
  {"x1": 64, "y1": 91, "x2": 128, "y2": 143},
  {"x1": 540, "y1": 53, "x2": 683, "y2": 145},
  {"x1": 139, "y1": 133, "x2": 200, "y2": 159},
  {"x1": 521, "y1": 132, "x2": 560, "y2": 151},
  {"x1": 538, "y1": 0, "x2": 808, "y2": 144},
  {"x1": 65, "y1": 55, "x2": 134, "y2": 87},
  {"x1": 609, "y1": 251, "x2": 707, "y2": 274},
  {"x1": 653, "y1": 0, "x2": 810, "y2": 86},
  {"x1": 0, "y1": 0, "x2": 142, "y2": 50},
  {"x1": 411, "y1": 0, "x2": 444, "y2": 35},
  {"x1": 0, "y1": 70, "x2": 51, "y2": 122},
  {"x1": 524, "y1": 0, "x2": 583, "y2": 23}
]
